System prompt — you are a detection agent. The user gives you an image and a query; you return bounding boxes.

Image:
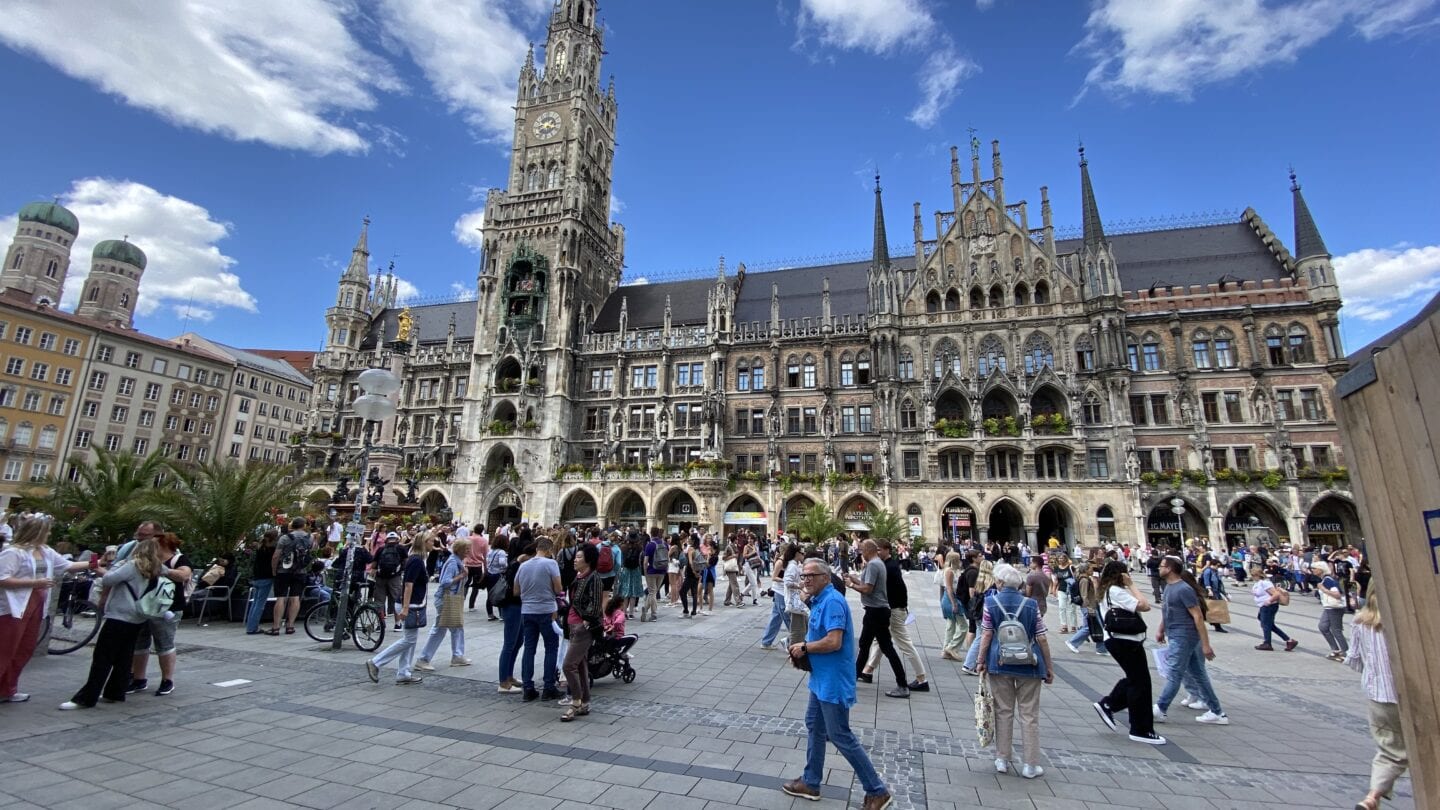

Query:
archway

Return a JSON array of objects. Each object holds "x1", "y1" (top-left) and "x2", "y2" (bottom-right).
[
  {"x1": 935, "y1": 389, "x2": 970, "y2": 423},
  {"x1": 1306, "y1": 495, "x2": 1364, "y2": 551},
  {"x1": 487, "y1": 489, "x2": 523, "y2": 527},
  {"x1": 724, "y1": 494, "x2": 768, "y2": 537},
  {"x1": 988, "y1": 499, "x2": 1024, "y2": 550},
  {"x1": 1037, "y1": 499, "x2": 1074, "y2": 552},
  {"x1": 837, "y1": 495, "x2": 877, "y2": 535},
  {"x1": 607, "y1": 488, "x2": 647, "y2": 526},
  {"x1": 1224, "y1": 495, "x2": 1289, "y2": 551},
  {"x1": 418, "y1": 489, "x2": 449, "y2": 516},
  {"x1": 1029, "y1": 384, "x2": 1066, "y2": 418},
  {"x1": 560, "y1": 489, "x2": 599, "y2": 527},
  {"x1": 1096, "y1": 505, "x2": 1117, "y2": 545},
  {"x1": 657, "y1": 488, "x2": 700, "y2": 534},
  {"x1": 1145, "y1": 497, "x2": 1207, "y2": 551},
  {"x1": 782, "y1": 494, "x2": 816, "y2": 531},
  {"x1": 490, "y1": 400, "x2": 518, "y2": 427},
  {"x1": 941, "y1": 496, "x2": 977, "y2": 547},
  {"x1": 483, "y1": 444, "x2": 515, "y2": 481},
  {"x1": 981, "y1": 388, "x2": 1018, "y2": 420},
  {"x1": 494, "y1": 356, "x2": 523, "y2": 390}
]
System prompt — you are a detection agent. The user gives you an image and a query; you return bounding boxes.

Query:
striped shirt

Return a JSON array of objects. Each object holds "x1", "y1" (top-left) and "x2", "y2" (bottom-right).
[{"x1": 1344, "y1": 623, "x2": 1397, "y2": 704}]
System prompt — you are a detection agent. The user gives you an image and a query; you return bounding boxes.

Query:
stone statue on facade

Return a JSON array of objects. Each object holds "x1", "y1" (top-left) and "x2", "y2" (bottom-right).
[
  {"x1": 1281, "y1": 443, "x2": 1299, "y2": 479},
  {"x1": 403, "y1": 476, "x2": 419, "y2": 505},
  {"x1": 1125, "y1": 448, "x2": 1140, "y2": 480},
  {"x1": 334, "y1": 476, "x2": 352, "y2": 503}
]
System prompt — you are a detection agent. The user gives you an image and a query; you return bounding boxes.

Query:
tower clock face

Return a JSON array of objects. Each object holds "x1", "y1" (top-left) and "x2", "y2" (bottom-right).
[{"x1": 533, "y1": 112, "x2": 561, "y2": 140}]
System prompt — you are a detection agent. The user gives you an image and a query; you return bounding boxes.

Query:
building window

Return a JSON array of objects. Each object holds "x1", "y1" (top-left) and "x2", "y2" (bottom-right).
[
  {"x1": 144, "y1": 382, "x2": 161, "y2": 400},
  {"x1": 1083, "y1": 394, "x2": 1103, "y2": 424},
  {"x1": 133, "y1": 438, "x2": 149, "y2": 455},
  {"x1": 1191, "y1": 331, "x2": 1211, "y2": 368},
  {"x1": 802, "y1": 407, "x2": 818, "y2": 434},
  {"x1": 902, "y1": 451, "x2": 920, "y2": 479},
  {"x1": 38, "y1": 333, "x2": 56, "y2": 351},
  {"x1": 20, "y1": 392, "x2": 39, "y2": 412},
  {"x1": 1075, "y1": 338, "x2": 1095, "y2": 371},
  {"x1": 81, "y1": 401, "x2": 98, "y2": 418},
  {"x1": 736, "y1": 359, "x2": 751, "y2": 391},
  {"x1": 751, "y1": 359, "x2": 765, "y2": 389},
  {"x1": 104, "y1": 434, "x2": 121, "y2": 452},
  {"x1": 176, "y1": 445, "x2": 191, "y2": 461},
  {"x1": 840, "y1": 406, "x2": 856, "y2": 433},
  {"x1": 842, "y1": 453, "x2": 859, "y2": 474},
  {"x1": 788, "y1": 454, "x2": 802, "y2": 474},
  {"x1": 898, "y1": 351, "x2": 914, "y2": 380},
  {"x1": 1022, "y1": 334, "x2": 1054, "y2": 375},
  {"x1": 29, "y1": 363, "x2": 48, "y2": 382},
  {"x1": 170, "y1": 389, "x2": 184, "y2": 405},
  {"x1": 939, "y1": 450, "x2": 972, "y2": 480},
  {"x1": 110, "y1": 406, "x2": 128, "y2": 423},
  {"x1": 1275, "y1": 390, "x2": 1294, "y2": 421},
  {"x1": 1149, "y1": 395, "x2": 1169, "y2": 425},
  {"x1": 151, "y1": 358, "x2": 167, "y2": 374},
  {"x1": 1129, "y1": 395, "x2": 1148, "y2": 425},
  {"x1": 1035, "y1": 448, "x2": 1070, "y2": 480},
  {"x1": 12, "y1": 423, "x2": 31, "y2": 447},
  {"x1": 733, "y1": 408, "x2": 748, "y2": 435},
  {"x1": 47, "y1": 396, "x2": 65, "y2": 416},
  {"x1": 1142, "y1": 338, "x2": 1163, "y2": 371},
  {"x1": 1300, "y1": 388, "x2": 1322, "y2": 421},
  {"x1": 74, "y1": 430, "x2": 91, "y2": 449},
  {"x1": 165, "y1": 415, "x2": 179, "y2": 430},
  {"x1": 786, "y1": 408, "x2": 801, "y2": 435},
  {"x1": 1223, "y1": 391, "x2": 1243, "y2": 422},
  {"x1": 177, "y1": 364, "x2": 191, "y2": 380},
  {"x1": 1087, "y1": 449, "x2": 1109, "y2": 479},
  {"x1": 786, "y1": 357, "x2": 800, "y2": 387},
  {"x1": 1, "y1": 460, "x2": 21, "y2": 482},
  {"x1": 95, "y1": 344, "x2": 112, "y2": 362},
  {"x1": 28, "y1": 462, "x2": 49, "y2": 482},
  {"x1": 1266, "y1": 332, "x2": 1286, "y2": 365},
  {"x1": 117, "y1": 377, "x2": 135, "y2": 396},
  {"x1": 258, "y1": 403, "x2": 268, "y2": 417},
  {"x1": 977, "y1": 336, "x2": 1007, "y2": 377},
  {"x1": 675, "y1": 362, "x2": 703, "y2": 388},
  {"x1": 124, "y1": 351, "x2": 140, "y2": 369},
  {"x1": 37, "y1": 426, "x2": 56, "y2": 450},
  {"x1": 856, "y1": 352, "x2": 871, "y2": 385},
  {"x1": 1310, "y1": 445, "x2": 1331, "y2": 468},
  {"x1": 4, "y1": 358, "x2": 23, "y2": 376},
  {"x1": 749, "y1": 409, "x2": 765, "y2": 435},
  {"x1": 229, "y1": 443, "x2": 241, "y2": 458},
  {"x1": 1125, "y1": 341, "x2": 1140, "y2": 372},
  {"x1": 62, "y1": 338, "x2": 80, "y2": 356},
  {"x1": 899, "y1": 400, "x2": 917, "y2": 430},
  {"x1": 802, "y1": 356, "x2": 816, "y2": 388},
  {"x1": 859, "y1": 453, "x2": 874, "y2": 474},
  {"x1": 1158, "y1": 448, "x2": 1177, "y2": 471},
  {"x1": 189, "y1": 393, "x2": 202, "y2": 408},
  {"x1": 138, "y1": 410, "x2": 154, "y2": 427},
  {"x1": 630, "y1": 365, "x2": 657, "y2": 390},
  {"x1": 1202, "y1": 392, "x2": 1220, "y2": 423},
  {"x1": 986, "y1": 450, "x2": 1020, "y2": 480},
  {"x1": 1288, "y1": 326, "x2": 1314, "y2": 363},
  {"x1": 14, "y1": 327, "x2": 33, "y2": 345},
  {"x1": 858, "y1": 405, "x2": 873, "y2": 433},
  {"x1": 88, "y1": 371, "x2": 106, "y2": 390},
  {"x1": 1233, "y1": 447, "x2": 1252, "y2": 471},
  {"x1": 1210, "y1": 447, "x2": 1228, "y2": 471},
  {"x1": 55, "y1": 368, "x2": 71, "y2": 386},
  {"x1": 1214, "y1": 335, "x2": 1235, "y2": 367},
  {"x1": 839, "y1": 355, "x2": 854, "y2": 386}
]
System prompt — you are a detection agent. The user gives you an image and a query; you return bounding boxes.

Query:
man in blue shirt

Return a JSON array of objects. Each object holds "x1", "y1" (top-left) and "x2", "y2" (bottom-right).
[
  {"x1": 1154, "y1": 555, "x2": 1227, "y2": 725},
  {"x1": 783, "y1": 560, "x2": 893, "y2": 810},
  {"x1": 515, "y1": 537, "x2": 564, "y2": 701}
]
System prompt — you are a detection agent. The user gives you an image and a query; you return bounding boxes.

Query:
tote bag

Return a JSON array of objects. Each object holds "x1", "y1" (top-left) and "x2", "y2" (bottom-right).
[
  {"x1": 437, "y1": 593, "x2": 464, "y2": 628},
  {"x1": 1204, "y1": 598, "x2": 1231, "y2": 625},
  {"x1": 974, "y1": 674, "x2": 995, "y2": 747}
]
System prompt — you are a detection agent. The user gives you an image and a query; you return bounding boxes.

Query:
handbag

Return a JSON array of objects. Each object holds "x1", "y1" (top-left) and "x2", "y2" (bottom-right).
[
  {"x1": 974, "y1": 674, "x2": 995, "y2": 747},
  {"x1": 940, "y1": 588, "x2": 955, "y2": 621},
  {"x1": 722, "y1": 558, "x2": 740, "y2": 575},
  {"x1": 1103, "y1": 602, "x2": 1147, "y2": 636},
  {"x1": 437, "y1": 593, "x2": 464, "y2": 628},
  {"x1": 1204, "y1": 598, "x2": 1231, "y2": 625},
  {"x1": 402, "y1": 605, "x2": 428, "y2": 630},
  {"x1": 789, "y1": 648, "x2": 812, "y2": 672}
]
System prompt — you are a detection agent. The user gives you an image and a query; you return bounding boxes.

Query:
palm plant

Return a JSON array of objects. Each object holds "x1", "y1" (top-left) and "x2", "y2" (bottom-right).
[
  {"x1": 787, "y1": 502, "x2": 846, "y2": 546},
  {"x1": 143, "y1": 460, "x2": 301, "y2": 564},
  {"x1": 862, "y1": 508, "x2": 909, "y2": 544},
  {"x1": 25, "y1": 448, "x2": 167, "y2": 547}
]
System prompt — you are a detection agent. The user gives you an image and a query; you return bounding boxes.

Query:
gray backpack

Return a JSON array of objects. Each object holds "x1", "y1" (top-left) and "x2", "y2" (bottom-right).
[{"x1": 992, "y1": 595, "x2": 1037, "y2": 667}]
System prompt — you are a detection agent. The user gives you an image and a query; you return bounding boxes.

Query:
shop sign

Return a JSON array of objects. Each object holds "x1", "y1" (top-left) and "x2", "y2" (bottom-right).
[
  {"x1": 1307, "y1": 518, "x2": 1344, "y2": 533},
  {"x1": 496, "y1": 491, "x2": 521, "y2": 507},
  {"x1": 1148, "y1": 518, "x2": 1182, "y2": 532},
  {"x1": 908, "y1": 515, "x2": 923, "y2": 537},
  {"x1": 724, "y1": 511, "x2": 767, "y2": 525}
]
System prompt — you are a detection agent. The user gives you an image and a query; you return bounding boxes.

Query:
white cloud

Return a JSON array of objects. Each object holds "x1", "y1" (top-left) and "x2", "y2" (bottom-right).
[
  {"x1": 1334, "y1": 244, "x2": 1440, "y2": 323},
  {"x1": 449, "y1": 282, "x2": 478, "y2": 301},
  {"x1": 1, "y1": 178, "x2": 257, "y2": 320},
  {"x1": 172, "y1": 304, "x2": 215, "y2": 324},
  {"x1": 908, "y1": 49, "x2": 979, "y2": 128},
  {"x1": 393, "y1": 277, "x2": 422, "y2": 304},
  {"x1": 376, "y1": 0, "x2": 552, "y2": 141},
  {"x1": 622, "y1": 277, "x2": 650, "y2": 286},
  {"x1": 1076, "y1": 0, "x2": 1438, "y2": 101},
  {"x1": 610, "y1": 195, "x2": 626, "y2": 218},
  {"x1": 793, "y1": 0, "x2": 976, "y2": 127},
  {"x1": 453, "y1": 207, "x2": 487, "y2": 251},
  {"x1": 0, "y1": 0, "x2": 400, "y2": 154}
]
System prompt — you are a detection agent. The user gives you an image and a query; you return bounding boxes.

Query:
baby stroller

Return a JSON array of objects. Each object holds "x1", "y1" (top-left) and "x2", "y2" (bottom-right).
[{"x1": 587, "y1": 631, "x2": 638, "y2": 683}]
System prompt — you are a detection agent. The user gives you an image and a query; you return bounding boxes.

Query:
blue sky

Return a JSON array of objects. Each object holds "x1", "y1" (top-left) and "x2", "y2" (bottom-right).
[{"x1": 1, "y1": 0, "x2": 1436, "y2": 353}]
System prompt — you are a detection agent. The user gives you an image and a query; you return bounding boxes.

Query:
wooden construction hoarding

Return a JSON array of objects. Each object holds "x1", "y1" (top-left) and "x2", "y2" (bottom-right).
[{"x1": 1336, "y1": 292, "x2": 1440, "y2": 806}]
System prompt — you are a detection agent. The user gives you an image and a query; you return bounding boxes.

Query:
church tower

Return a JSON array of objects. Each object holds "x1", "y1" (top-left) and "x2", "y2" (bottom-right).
[
  {"x1": 2, "y1": 201, "x2": 78, "y2": 306},
  {"x1": 75, "y1": 238, "x2": 146, "y2": 329},
  {"x1": 459, "y1": 0, "x2": 625, "y2": 525},
  {"x1": 325, "y1": 220, "x2": 373, "y2": 353}
]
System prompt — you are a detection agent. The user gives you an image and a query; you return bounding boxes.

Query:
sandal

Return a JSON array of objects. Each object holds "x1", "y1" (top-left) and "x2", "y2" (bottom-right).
[
  {"x1": 285, "y1": 627, "x2": 296, "y2": 635},
  {"x1": 560, "y1": 706, "x2": 581, "y2": 722},
  {"x1": 574, "y1": 703, "x2": 590, "y2": 716},
  {"x1": 264, "y1": 628, "x2": 280, "y2": 636}
]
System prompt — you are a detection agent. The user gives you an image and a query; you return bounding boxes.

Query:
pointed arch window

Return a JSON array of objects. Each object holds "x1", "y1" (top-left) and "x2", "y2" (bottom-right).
[
  {"x1": 1264, "y1": 324, "x2": 1285, "y2": 364},
  {"x1": 120, "y1": 293, "x2": 129, "y2": 307},
  {"x1": 786, "y1": 355, "x2": 801, "y2": 388},
  {"x1": 898, "y1": 349, "x2": 914, "y2": 380},
  {"x1": 87, "y1": 285, "x2": 99, "y2": 302},
  {"x1": 547, "y1": 163, "x2": 560, "y2": 188},
  {"x1": 9, "y1": 251, "x2": 21, "y2": 269},
  {"x1": 1075, "y1": 335, "x2": 1095, "y2": 371},
  {"x1": 1287, "y1": 324, "x2": 1313, "y2": 363},
  {"x1": 1124, "y1": 334, "x2": 1140, "y2": 372},
  {"x1": 944, "y1": 289, "x2": 960, "y2": 310},
  {"x1": 801, "y1": 354, "x2": 816, "y2": 388},
  {"x1": 1191, "y1": 328, "x2": 1212, "y2": 369},
  {"x1": 932, "y1": 339, "x2": 960, "y2": 378},
  {"x1": 1014, "y1": 282, "x2": 1030, "y2": 305},
  {"x1": 1213, "y1": 327, "x2": 1236, "y2": 367},
  {"x1": 856, "y1": 351, "x2": 871, "y2": 384},
  {"x1": 976, "y1": 335, "x2": 1007, "y2": 377},
  {"x1": 899, "y1": 399, "x2": 917, "y2": 430},
  {"x1": 1022, "y1": 334, "x2": 1053, "y2": 375},
  {"x1": 925, "y1": 290, "x2": 941, "y2": 313},
  {"x1": 969, "y1": 286, "x2": 984, "y2": 309},
  {"x1": 45, "y1": 259, "x2": 58, "y2": 279},
  {"x1": 1082, "y1": 392, "x2": 1104, "y2": 424},
  {"x1": 525, "y1": 166, "x2": 540, "y2": 192},
  {"x1": 1034, "y1": 280, "x2": 1050, "y2": 305},
  {"x1": 839, "y1": 352, "x2": 855, "y2": 386},
  {"x1": 988, "y1": 284, "x2": 1004, "y2": 308}
]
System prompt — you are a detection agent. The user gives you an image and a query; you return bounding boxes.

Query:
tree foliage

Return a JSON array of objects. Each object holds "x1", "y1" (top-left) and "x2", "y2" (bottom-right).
[
  {"x1": 787, "y1": 502, "x2": 846, "y2": 545},
  {"x1": 144, "y1": 460, "x2": 301, "y2": 564},
  {"x1": 862, "y1": 508, "x2": 909, "y2": 543},
  {"x1": 24, "y1": 448, "x2": 167, "y2": 547}
]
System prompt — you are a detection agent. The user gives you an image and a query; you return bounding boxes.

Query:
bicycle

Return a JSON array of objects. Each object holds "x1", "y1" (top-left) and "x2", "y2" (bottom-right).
[
  {"x1": 37, "y1": 571, "x2": 102, "y2": 655},
  {"x1": 302, "y1": 582, "x2": 385, "y2": 651}
]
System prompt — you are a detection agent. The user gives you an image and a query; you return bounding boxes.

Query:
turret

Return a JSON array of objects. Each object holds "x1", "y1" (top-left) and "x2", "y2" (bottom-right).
[
  {"x1": 2, "y1": 201, "x2": 79, "y2": 305},
  {"x1": 869, "y1": 174, "x2": 896, "y2": 316},
  {"x1": 75, "y1": 238, "x2": 146, "y2": 329},
  {"x1": 1291, "y1": 169, "x2": 1339, "y2": 303},
  {"x1": 325, "y1": 219, "x2": 373, "y2": 352}
]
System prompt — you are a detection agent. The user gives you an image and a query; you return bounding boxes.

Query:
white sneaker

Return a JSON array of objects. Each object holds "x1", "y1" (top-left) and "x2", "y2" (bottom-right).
[
  {"x1": 450, "y1": 657, "x2": 472, "y2": 667},
  {"x1": 557, "y1": 695, "x2": 573, "y2": 706},
  {"x1": 413, "y1": 660, "x2": 436, "y2": 672},
  {"x1": 4, "y1": 693, "x2": 29, "y2": 703},
  {"x1": 1196, "y1": 711, "x2": 1230, "y2": 725},
  {"x1": 1183, "y1": 698, "x2": 1208, "y2": 710},
  {"x1": 1021, "y1": 764, "x2": 1044, "y2": 780},
  {"x1": 994, "y1": 758, "x2": 1009, "y2": 774},
  {"x1": 702, "y1": 610, "x2": 712, "y2": 616},
  {"x1": 1065, "y1": 641, "x2": 1081, "y2": 654},
  {"x1": 58, "y1": 701, "x2": 83, "y2": 711},
  {"x1": 1152, "y1": 704, "x2": 1167, "y2": 723},
  {"x1": 497, "y1": 682, "x2": 521, "y2": 694}
]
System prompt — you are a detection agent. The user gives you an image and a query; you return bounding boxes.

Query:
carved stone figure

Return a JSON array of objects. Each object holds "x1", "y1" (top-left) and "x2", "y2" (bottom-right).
[
  {"x1": 1281, "y1": 444, "x2": 1299, "y2": 479},
  {"x1": 334, "y1": 476, "x2": 352, "y2": 503},
  {"x1": 404, "y1": 476, "x2": 419, "y2": 505},
  {"x1": 1125, "y1": 449, "x2": 1140, "y2": 480}
]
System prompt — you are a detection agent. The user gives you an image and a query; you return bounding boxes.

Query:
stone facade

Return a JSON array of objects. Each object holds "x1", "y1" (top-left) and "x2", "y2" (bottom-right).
[{"x1": 300, "y1": 0, "x2": 1360, "y2": 552}]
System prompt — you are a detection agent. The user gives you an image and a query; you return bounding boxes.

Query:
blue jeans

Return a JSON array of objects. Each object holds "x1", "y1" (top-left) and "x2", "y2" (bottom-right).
[
  {"x1": 497, "y1": 603, "x2": 522, "y2": 683},
  {"x1": 963, "y1": 633, "x2": 983, "y2": 670},
  {"x1": 1257, "y1": 603, "x2": 1291, "y2": 645},
  {"x1": 760, "y1": 590, "x2": 789, "y2": 646},
  {"x1": 1156, "y1": 636, "x2": 1222, "y2": 715},
  {"x1": 419, "y1": 592, "x2": 465, "y2": 662},
  {"x1": 520, "y1": 612, "x2": 559, "y2": 692},
  {"x1": 371, "y1": 625, "x2": 419, "y2": 680},
  {"x1": 244, "y1": 578, "x2": 273, "y2": 633},
  {"x1": 1067, "y1": 609, "x2": 1106, "y2": 653},
  {"x1": 803, "y1": 692, "x2": 887, "y2": 797}
]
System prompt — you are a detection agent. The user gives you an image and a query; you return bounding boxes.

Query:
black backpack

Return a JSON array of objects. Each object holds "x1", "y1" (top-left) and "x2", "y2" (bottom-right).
[
  {"x1": 278, "y1": 531, "x2": 312, "y2": 574},
  {"x1": 376, "y1": 544, "x2": 404, "y2": 578}
]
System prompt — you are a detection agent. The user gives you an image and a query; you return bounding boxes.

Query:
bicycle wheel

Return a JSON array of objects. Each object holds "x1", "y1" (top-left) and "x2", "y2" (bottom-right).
[
  {"x1": 48, "y1": 599, "x2": 101, "y2": 655},
  {"x1": 303, "y1": 600, "x2": 336, "y2": 643},
  {"x1": 350, "y1": 604, "x2": 384, "y2": 652}
]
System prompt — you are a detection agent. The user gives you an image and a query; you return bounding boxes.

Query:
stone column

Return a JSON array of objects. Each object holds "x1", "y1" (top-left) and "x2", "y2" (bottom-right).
[{"x1": 1025, "y1": 526, "x2": 1039, "y2": 553}]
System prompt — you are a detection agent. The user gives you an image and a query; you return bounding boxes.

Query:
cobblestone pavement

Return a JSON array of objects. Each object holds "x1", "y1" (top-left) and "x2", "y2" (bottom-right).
[{"x1": 0, "y1": 572, "x2": 1413, "y2": 809}]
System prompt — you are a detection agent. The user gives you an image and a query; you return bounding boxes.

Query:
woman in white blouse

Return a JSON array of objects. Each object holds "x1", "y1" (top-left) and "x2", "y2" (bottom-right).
[
  {"x1": 1090, "y1": 560, "x2": 1165, "y2": 745},
  {"x1": 1345, "y1": 597, "x2": 1406, "y2": 810},
  {"x1": 0, "y1": 516, "x2": 95, "y2": 702},
  {"x1": 784, "y1": 547, "x2": 810, "y2": 647}
]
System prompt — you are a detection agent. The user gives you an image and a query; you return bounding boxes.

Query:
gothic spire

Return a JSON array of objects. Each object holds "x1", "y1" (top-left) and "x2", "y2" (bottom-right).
[
  {"x1": 343, "y1": 217, "x2": 370, "y2": 282},
  {"x1": 1079, "y1": 145, "x2": 1106, "y2": 250},
  {"x1": 1290, "y1": 169, "x2": 1329, "y2": 260},
  {"x1": 872, "y1": 173, "x2": 889, "y2": 268}
]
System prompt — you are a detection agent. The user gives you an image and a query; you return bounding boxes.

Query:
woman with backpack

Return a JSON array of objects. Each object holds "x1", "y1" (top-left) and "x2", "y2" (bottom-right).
[
  {"x1": 617, "y1": 532, "x2": 644, "y2": 617},
  {"x1": 1064, "y1": 563, "x2": 1107, "y2": 655},
  {"x1": 60, "y1": 538, "x2": 168, "y2": 710},
  {"x1": 1198, "y1": 557, "x2": 1229, "y2": 634},
  {"x1": 975, "y1": 563, "x2": 1055, "y2": 779},
  {"x1": 678, "y1": 536, "x2": 704, "y2": 618},
  {"x1": 1090, "y1": 561, "x2": 1165, "y2": 745}
]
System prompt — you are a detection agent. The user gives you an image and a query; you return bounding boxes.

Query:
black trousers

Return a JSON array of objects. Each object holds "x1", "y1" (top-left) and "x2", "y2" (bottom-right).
[
  {"x1": 466, "y1": 566, "x2": 486, "y2": 609},
  {"x1": 856, "y1": 606, "x2": 906, "y2": 688},
  {"x1": 73, "y1": 619, "x2": 144, "y2": 706},
  {"x1": 680, "y1": 572, "x2": 700, "y2": 614},
  {"x1": 1101, "y1": 638, "x2": 1154, "y2": 735}
]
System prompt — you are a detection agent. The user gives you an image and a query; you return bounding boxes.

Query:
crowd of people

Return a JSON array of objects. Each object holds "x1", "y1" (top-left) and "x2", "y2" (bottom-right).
[{"x1": 0, "y1": 510, "x2": 1409, "y2": 809}]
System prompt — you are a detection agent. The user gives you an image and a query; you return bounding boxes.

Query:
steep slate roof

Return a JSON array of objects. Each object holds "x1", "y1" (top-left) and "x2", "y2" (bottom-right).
[
  {"x1": 593, "y1": 277, "x2": 712, "y2": 331},
  {"x1": 362, "y1": 301, "x2": 476, "y2": 349},
  {"x1": 1056, "y1": 220, "x2": 1290, "y2": 290}
]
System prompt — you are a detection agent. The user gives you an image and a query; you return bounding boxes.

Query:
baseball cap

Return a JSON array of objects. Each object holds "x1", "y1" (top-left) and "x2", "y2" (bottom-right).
[{"x1": 385, "y1": 532, "x2": 399, "y2": 541}]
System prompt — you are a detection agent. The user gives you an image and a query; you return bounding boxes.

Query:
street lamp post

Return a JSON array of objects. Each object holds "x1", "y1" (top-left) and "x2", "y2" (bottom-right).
[
  {"x1": 332, "y1": 367, "x2": 399, "y2": 651},
  {"x1": 1170, "y1": 498, "x2": 1187, "y2": 551}
]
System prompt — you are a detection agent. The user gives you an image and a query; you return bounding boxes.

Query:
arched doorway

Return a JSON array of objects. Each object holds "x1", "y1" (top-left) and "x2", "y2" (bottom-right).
[
  {"x1": 1096, "y1": 505, "x2": 1117, "y2": 546},
  {"x1": 1037, "y1": 499, "x2": 1074, "y2": 552},
  {"x1": 560, "y1": 490, "x2": 599, "y2": 528},
  {"x1": 1224, "y1": 495, "x2": 1289, "y2": 551},
  {"x1": 608, "y1": 488, "x2": 647, "y2": 526},
  {"x1": 837, "y1": 495, "x2": 877, "y2": 535},
  {"x1": 940, "y1": 497, "x2": 977, "y2": 547},
  {"x1": 724, "y1": 494, "x2": 768, "y2": 537},
  {"x1": 988, "y1": 499, "x2": 1024, "y2": 549},
  {"x1": 1306, "y1": 496, "x2": 1363, "y2": 551},
  {"x1": 418, "y1": 489, "x2": 449, "y2": 516},
  {"x1": 657, "y1": 488, "x2": 699, "y2": 535},
  {"x1": 1145, "y1": 497, "x2": 1207, "y2": 551},
  {"x1": 782, "y1": 494, "x2": 815, "y2": 531},
  {"x1": 487, "y1": 489, "x2": 523, "y2": 527}
]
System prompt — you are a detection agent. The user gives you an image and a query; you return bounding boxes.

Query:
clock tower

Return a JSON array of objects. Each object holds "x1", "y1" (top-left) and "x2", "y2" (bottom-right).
[{"x1": 458, "y1": 0, "x2": 624, "y2": 525}]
